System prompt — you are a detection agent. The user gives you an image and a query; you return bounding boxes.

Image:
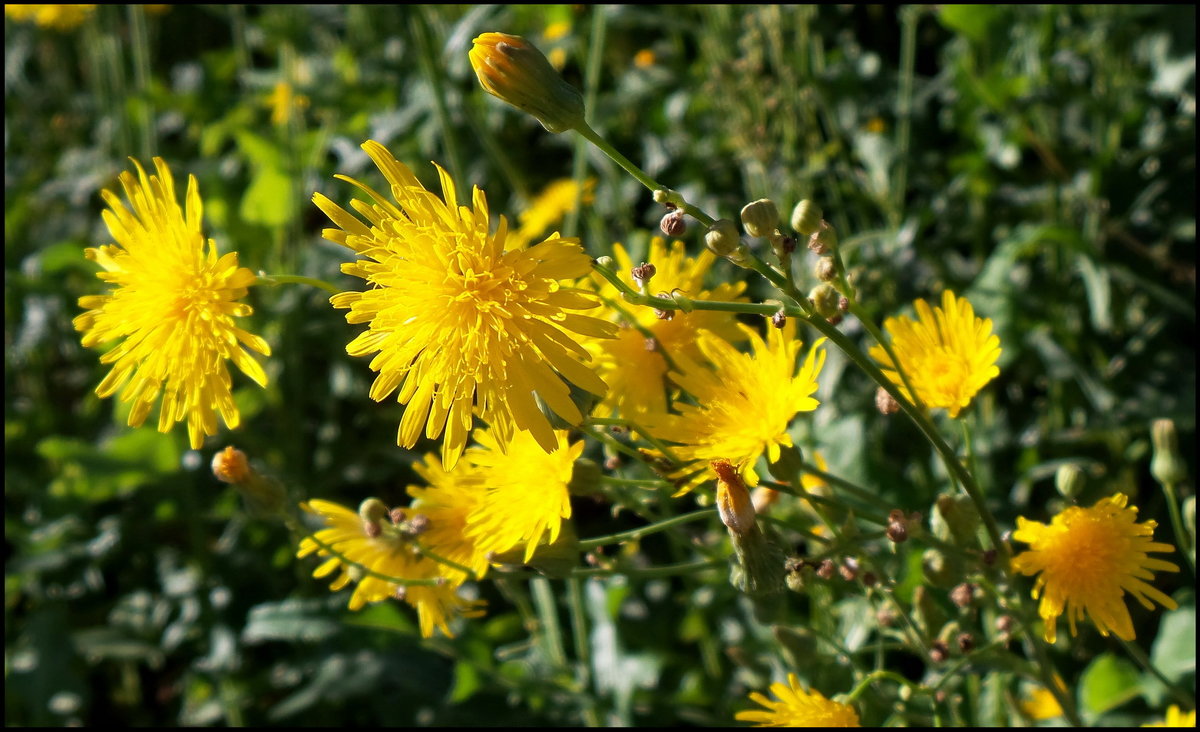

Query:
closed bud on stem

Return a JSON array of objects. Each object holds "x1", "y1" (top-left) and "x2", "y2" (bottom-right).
[
  {"x1": 704, "y1": 218, "x2": 742, "y2": 257},
  {"x1": 950, "y1": 582, "x2": 975, "y2": 609},
  {"x1": 215, "y1": 446, "x2": 286, "y2": 517},
  {"x1": 876, "y1": 386, "x2": 901, "y2": 415},
  {"x1": 712, "y1": 459, "x2": 756, "y2": 536},
  {"x1": 358, "y1": 498, "x2": 389, "y2": 538},
  {"x1": 469, "y1": 32, "x2": 585, "y2": 133},
  {"x1": 816, "y1": 558, "x2": 836, "y2": 580},
  {"x1": 660, "y1": 210, "x2": 686, "y2": 237},
  {"x1": 1054, "y1": 463, "x2": 1086, "y2": 500},
  {"x1": 807, "y1": 220, "x2": 838, "y2": 255},
  {"x1": 1151, "y1": 418, "x2": 1187, "y2": 487},
  {"x1": 631, "y1": 262, "x2": 656, "y2": 290},
  {"x1": 815, "y1": 256, "x2": 837, "y2": 282},
  {"x1": 212, "y1": 446, "x2": 251, "y2": 484},
  {"x1": 791, "y1": 200, "x2": 823, "y2": 237},
  {"x1": 809, "y1": 283, "x2": 840, "y2": 319},
  {"x1": 740, "y1": 198, "x2": 780, "y2": 238}
]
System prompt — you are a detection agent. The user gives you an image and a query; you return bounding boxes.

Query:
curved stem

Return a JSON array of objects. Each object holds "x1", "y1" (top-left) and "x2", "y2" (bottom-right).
[
  {"x1": 1161, "y1": 481, "x2": 1196, "y2": 577},
  {"x1": 570, "y1": 557, "x2": 724, "y2": 579},
  {"x1": 257, "y1": 272, "x2": 341, "y2": 296},
  {"x1": 1116, "y1": 636, "x2": 1195, "y2": 709},
  {"x1": 578, "y1": 509, "x2": 716, "y2": 551}
]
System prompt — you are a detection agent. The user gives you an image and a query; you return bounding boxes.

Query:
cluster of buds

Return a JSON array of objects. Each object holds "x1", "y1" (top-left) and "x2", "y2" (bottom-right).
[
  {"x1": 741, "y1": 199, "x2": 794, "y2": 264},
  {"x1": 631, "y1": 262, "x2": 656, "y2": 292},
  {"x1": 704, "y1": 218, "x2": 752, "y2": 267}
]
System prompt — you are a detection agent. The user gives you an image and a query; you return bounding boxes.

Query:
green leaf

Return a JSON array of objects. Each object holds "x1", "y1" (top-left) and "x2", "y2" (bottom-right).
[
  {"x1": 937, "y1": 5, "x2": 1003, "y2": 42},
  {"x1": 1080, "y1": 653, "x2": 1142, "y2": 714},
  {"x1": 240, "y1": 165, "x2": 296, "y2": 227},
  {"x1": 1150, "y1": 605, "x2": 1196, "y2": 680}
]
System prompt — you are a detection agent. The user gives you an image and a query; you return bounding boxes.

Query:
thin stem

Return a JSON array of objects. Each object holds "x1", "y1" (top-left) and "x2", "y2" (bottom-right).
[
  {"x1": 598, "y1": 476, "x2": 670, "y2": 488},
  {"x1": 1116, "y1": 636, "x2": 1195, "y2": 709},
  {"x1": 591, "y1": 260, "x2": 805, "y2": 317},
  {"x1": 257, "y1": 273, "x2": 341, "y2": 296},
  {"x1": 127, "y1": 4, "x2": 154, "y2": 160},
  {"x1": 1160, "y1": 481, "x2": 1196, "y2": 576},
  {"x1": 571, "y1": 557, "x2": 724, "y2": 579},
  {"x1": 578, "y1": 509, "x2": 716, "y2": 551},
  {"x1": 297, "y1": 531, "x2": 447, "y2": 587},
  {"x1": 587, "y1": 415, "x2": 682, "y2": 464},
  {"x1": 566, "y1": 577, "x2": 601, "y2": 726},
  {"x1": 411, "y1": 539, "x2": 478, "y2": 581},
  {"x1": 848, "y1": 301, "x2": 928, "y2": 413},
  {"x1": 531, "y1": 577, "x2": 567, "y2": 667},
  {"x1": 892, "y1": 5, "x2": 917, "y2": 228}
]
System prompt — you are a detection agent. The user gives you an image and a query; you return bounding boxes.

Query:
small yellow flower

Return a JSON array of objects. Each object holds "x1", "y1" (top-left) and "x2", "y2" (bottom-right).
[
  {"x1": 1011, "y1": 493, "x2": 1179, "y2": 643},
  {"x1": 264, "y1": 80, "x2": 309, "y2": 126},
  {"x1": 469, "y1": 32, "x2": 585, "y2": 133},
  {"x1": 642, "y1": 320, "x2": 826, "y2": 495},
  {"x1": 508, "y1": 177, "x2": 595, "y2": 249},
  {"x1": 313, "y1": 141, "x2": 615, "y2": 468},
  {"x1": 4, "y1": 4, "x2": 94, "y2": 30},
  {"x1": 633, "y1": 49, "x2": 656, "y2": 68},
  {"x1": 1142, "y1": 705, "x2": 1197, "y2": 727},
  {"x1": 585, "y1": 238, "x2": 747, "y2": 420},
  {"x1": 543, "y1": 21, "x2": 570, "y2": 42},
  {"x1": 464, "y1": 427, "x2": 582, "y2": 563},
  {"x1": 407, "y1": 453, "x2": 491, "y2": 584},
  {"x1": 1020, "y1": 687, "x2": 1064, "y2": 721},
  {"x1": 297, "y1": 499, "x2": 484, "y2": 638},
  {"x1": 74, "y1": 158, "x2": 270, "y2": 450},
  {"x1": 735, "y1": 674, "x2": 860, "y2": 727},
  {"x1": 869, "y1": 290, "x2": 1000, "y2": 417}
]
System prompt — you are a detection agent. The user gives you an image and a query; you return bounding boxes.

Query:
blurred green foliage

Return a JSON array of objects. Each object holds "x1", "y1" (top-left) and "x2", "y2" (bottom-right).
[{"x1": 5, "y1": 4, "x2": 1194, "y2": 726}]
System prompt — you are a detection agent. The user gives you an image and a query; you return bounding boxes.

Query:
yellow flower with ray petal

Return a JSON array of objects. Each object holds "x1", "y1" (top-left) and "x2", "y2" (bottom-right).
[
  {"x1": 1143, "y1": 706, "x2": 1196, "y2": 727},
  {"x1": 74, "y1": 158, "x2": 270, "y2": 450},
  {"x1": 735, "y1": 674, "x2": 860, "y2": 727},
  {"x1": 407, "y1": 453, "x2": 491, "y2": 584},
  {"x1": 584, "y1": 237, "x2": 747, "y2": 420},
  {"x1": 313, "y1": 141, "x2": 616, "y2": 468},
  {"x1": 642, "y1": 320, "x2": 826, "y2": 495},
  {"x1": 297, "y1": 499, "x2": 484, "y2": 638},
  {"x1": 869, "y1": 290, "x2": 1000, "y2": 417},
  {"x1": 508, "y1": 177, "x2": 595, "y2": 249},
  {"x1": 1012, "y1": 493, "x2": 1179, "y2": 643}
]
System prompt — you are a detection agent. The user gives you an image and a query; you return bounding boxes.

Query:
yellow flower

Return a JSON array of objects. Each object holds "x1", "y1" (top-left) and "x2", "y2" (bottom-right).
[
  {"x1": 464, "y1": 426, "x2": 582, "y2": 562},
  {"x1": 543, "y1": 21, "x2": 570, "y2": 42},
  {"x1": 869, "y1": 290, "x2": 1000, "y2": 417},
  {"x1": 633, "y1": 49, "x2": 656, "y2": 68},
  {"x1": 4, "y1": 4, "x2": 94, "y2": 30},
  {"x1": 312, "y1": 141, "x2": 615, "y2": 468},
  {"x1": 508, "y1": 177, "x2": 595, "y2": 249},
  {"x1": 1011, "y1": 493, "x2": 1179, "y2": 643},
  {"x1": 1143, "y1": 706, "x2": 1197, "y2": 727},
  {"x1": 643, "y1": 320, "x2": 826, "y2": 495},
  {"x1": 585, "y1": 238, "x2": 747, "y2": 420},
  {"x1": 735, "y1": 674, "x2": 860, "y2": 727},
  {"x1": 407, "y1": 453, "x2": 491, "y2": 584},
  {"x1": 297, "y1": 499, "x2": 484, "y2": 638},
  {"x1": 73, "y1": 158, "x2": 270, "y2": 450},
  {"x1": 265, "y1": 80, "x2": 309, "y2": 126},
  {"x1": 470, "y1": 32, "x2": 585, "y2": 133},
  {"x1": 1020, "y1": 687, "x2": 1064, "y2": 721}
]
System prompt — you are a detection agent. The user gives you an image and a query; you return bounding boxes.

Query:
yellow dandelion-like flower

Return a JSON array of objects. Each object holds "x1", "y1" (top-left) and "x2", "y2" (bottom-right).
[
  {"x1": 735, "y1": 674, "x2": 860, "y2": 727},
  {"x1": 1143, "y1": 706, "x2": 1197, "y2": 727},
  {"x1": 869, "y1": 290, "x2": 1000, "y2": 418},
  {"x1": 4, "y1": 4, "x2": 94, "y2": 30},
  {"x1": 584, "y1": 238, "x2": 747, "y2": 419},
  {"x1": 297, "y1": 499, "x2": 484, "y2": 638},
  {"x1": 465, "y1": 427, "x2": 582, "y2": 563},
  {"x1": 643, "y1": 320, "x2": 826, "y2": 495},
  {"x1": 508, "y1": 177, "x2": 595, "y2": 249},
  {"x1": 312, "y1": 141, "x2": 616, "y2": 468},
  {"x1": 407, "y1": 453, "x2": 491, "y2": 584},
  {"x1": 73, "y1": 158, "x2": 270, "y2": 450},
  {"x1": 1011, "y1": 493, "x2": 1179, "y2": 643}
]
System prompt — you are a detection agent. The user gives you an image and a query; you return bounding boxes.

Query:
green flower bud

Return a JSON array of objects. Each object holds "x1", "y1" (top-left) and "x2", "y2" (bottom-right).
[
  {"x1": 815, "y1": 256, "x2": 837, "y2": 282},
  {"x1": 1054, "y1": 463, "x2": 1086, "y2": 500},
  {"x1": 1151, "y1": 418, "x2": 1188, "y2": 487},
  {"x1": 809, "y1": 283, "x2": 840, "y2": 319},
  {"x1": 790, "y1": 199, "x2": 823, "y2": 237},
  {"x1": 740, "y1": 198, "x2": 779, "y2": 238},
  {"x1": 704, "y1": 218, "x2": 742, "y2": 257}
]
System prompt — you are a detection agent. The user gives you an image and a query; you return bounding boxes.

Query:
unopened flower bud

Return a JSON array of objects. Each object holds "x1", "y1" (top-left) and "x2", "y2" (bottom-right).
[
  {"x1": 933, "y1": 493, "x2": 980, "y2": 548},
  {"x1": 593, "y1": 255, "x2": 614, "y2": 268},
  {"x1": 876, "y1": 386, "x2": 901, "y2": 415},
  {"x1": 1055, "y1": 463, "x2": 1086, "y2": 500},
  {"x1": 740, "y1": 198, "x2": 779, "y2": 238},
  {"x1": 358, "y1": 498, "x2": 388, "y2": 538},
  {"x1": 631, "y1": 262, "x2": 656, "y2": 289},
  {"x1": 886, "y1": 509, "x2": 909, "y2": 543},
  {"x1": 469, "y1": 32, "x2": 585, "y2": 133},
  {"x1": 810, "y1": 284, "x2": 840, "y2": 319},
  {"x1": 770, "y1": 310, "x2": 787, "y2": 329},
  {"x1": 996, "y1": 614, "x2": 1015, "y2": 634},
  {"x1": 405, "y1": 513, "x2": 430, "y2": 535},
  {"x1": 660, "y1": 210, "x2": 686, "y2": 237},
  {"x1": 930, "y1": 640, "x2": 950, "y2": 663},
  {"x1": 790, "y1": 199, "x2": 823, "y2": 237},
  {"x1": 815, "y1": 256, "x2": 837, "y2": 282},
  {"x1": 705, "y1": 218, "x2": 742, "y2": 257},
  {"x1": 212, "y1": 446, "x2": 251, "y2": 484},
  {"x1": 807, "y1": 220, "x2": 838, "y2": 255},
  {"x1": 838, "y1": 296, "x2": 849, "y2": 312},
  {"x1": 784, "y1": 559, "x2": 811, "y2": 593},
  {"x1": 839, "y1": 557, "x2": 859, "y2": 582},
  {"x1": 712, "y1": 459, "x2": 756, "y2": 536},
  {"x1": 652, "y1": 189, "x2": 671, "y2": 204},
  {"x1": 389, "y1": 507, "x2": 407, "y2": 524},
  {"x1": 956, "y1": 632, "x2": 975, "y2": 653},
  {"x1": 950, "y1": 582, "x2": 975, "y2": 608},
  {"x1": 1151, "y1": 418, "x2": 1187, "y2": 487},
  {"x1": 816, "y1": 559, "x2": 836, "y2": 580}
]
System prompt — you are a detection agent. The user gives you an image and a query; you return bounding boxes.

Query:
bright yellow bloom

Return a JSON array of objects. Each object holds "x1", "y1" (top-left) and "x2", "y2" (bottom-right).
[
  {"x1": 643, "y1": 320, "x2": 825, "y2": 495},
  {"x1": 508, "y1": 177, "x2": 595, "y2": 249},
  {"x1": 407, "y1": 453, "x2": 491, "y2": 584},
  {"x1": 735, "y1": 674, "x2": 860, "y2": 727},
  {"x1": 543, "y1": 21, "x2": 570, "y2": 42},
  {"x1": 869, "y1": 290, "x2": 1000, "y2": 417},
  {"x1": 1020, "y1": 687, "x2": 1064, "y2": 721},
  {"x1": 313, "y1": 141, "x2": 615, "y2": 468},
  {"x1": 1143, "y1": 706, "x2": 1197, "y2": 727},
  {"x1": 265, "y1": 80, "x2": 309, "y2": 126},
  {"x1": 1012, "y1": 493, "x2": 1179, "y2": 643},
  {"x1": 464, "y1": 426, "x2": 582, "y2": 563},
  {"x1": 297, "y1": 499, "x2": 484, "y2": 638},
  {"x1": 470, "y1": 32, "x2": 584, "y2": 133},
  {"x1": 4, "y1": 4, "x2": 94, "y2": 30},
  {"x1": 73, "y1": 158, "x2": 270, "y2": 450},
  {"x1": 585, "y1": 238, "x2": 747, "y2": 419}
]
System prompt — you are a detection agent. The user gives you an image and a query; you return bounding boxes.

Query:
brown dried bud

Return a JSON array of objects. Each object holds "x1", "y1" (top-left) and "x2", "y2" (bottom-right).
[
  {"x1": 956, "y1": 632, "x2": 975, "y2": 653},
  {"x1": 838, "y1": 296, "x2": 849, "y2": 312},
  {"x1": 644, "y1": 337, "x2": 659, "y2": 352},
  {"x1": 995, "y1": 614, "x2": 1015, "y2": 634},
  {"x1": 632, "y1": 261, "x2": 657, "y2": 288},
  {"x1": 770, "y1": 310, "x2": 786, "y2": 329},
  {"x1": 815, "y1": 256, "x2": 837, "y2": 282},
  {"x1": 817, "y1": 559, "x2": 836, "y2": 580},
  {"x1": 807, "y1": 220, "x2": 838, "y2": 255},
  {"x1": 389, "y1": 508, "x2": 407, "y2": 525},
  {"x1": 876, "y1": 606, "x2": 897, "y2": 627},
  {"x1": 876, "y1": 387, "x2": 901, "y2": 415},
  {"x1": 839, "y1": 557, "x2": 859, "y2": 582},
  {"x1": 930, "y1": 640, "x2": 950, "y2": 664},
  {"x1": 660, "y1": 210, "x2": 686, "y2": 237},
  {"x1": 653, "y1": 307, "x2": 674, "y2": 321},
  {"x1": 886, "y1": 509, "x2": 909, "y2": 543},
  {"x1": 603, "y1": 455, "x2": 621, "y2": 471},
  {"x1": 950, "y1": 583, "x2": 975, "y2": 609},
  {"x1": 784, "y1": 557, "x2": 806, "y2": 574},
  {"x1": 363, "y1": 520, "x2": 382, "y2": 538},
  {"x1": 406, "y1": 513, "x2": 430, "y2": 536},
  {"x1": 862, "y1": 571, "x2": 878, "y2": 587}
]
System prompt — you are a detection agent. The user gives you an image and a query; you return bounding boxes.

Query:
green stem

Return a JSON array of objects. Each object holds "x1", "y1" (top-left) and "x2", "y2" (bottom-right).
[
  {"x1": 848, "y1": 301, "x2": 928, "y2": 413},
  {"x1": 587, "y1": 415, "x2": 682, "y2": 464},
  {"x1": 1117, "y1": 636, "x2": 1195, "y2": 709},
  {"x1": 531, "y1": 577, "x2": 567, "y2": 667},
  {"x1": 892, "y1": 5, "x2": 917, "y2": 228},
  {"x1": 1161, "y1": 481, "x2": 1196, "y2": 576},
  {"x1": 566, "y1": 576, "x2": 601, "y2": 726},
  {"x1": 571, "y1": 557, "x2": 723, "y2": 579},
  {"x1": 411, "y1": 539, "x2": 478, "y2": 581},
  {"x1": 127, "y1": 4, "x2": 154, "y2": 160},
  {"x1": 297, "y1": 530, "x2": 447, "y2": 587},
  {"x1": 257, "y1": 273, "x2": 341, "y2": 296},
  {"x1": 578, "y1": 509, "x2": 716, "y2": 551},
  {"x1": 598, "y1": 476, "x2": 670, "y2": 488},
  {"x1": 591, "y1": 260, "x2": 805, "y2": 317}
]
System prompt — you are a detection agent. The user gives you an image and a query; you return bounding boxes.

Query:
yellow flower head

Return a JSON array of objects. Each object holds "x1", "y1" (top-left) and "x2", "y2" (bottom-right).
[
  {"x1": 407, "y1": 453, "x2": 491, "y2": 584},
  {"x1": 585, "y1": 238, "x2": 747, "y2": 419},
  {"x1": 297, "y1": 499, "x2": 484, "y2": 638},
  {"x1": 869, "y1": 290, "x2": 1000, "y2": 417},
  {"x1": 313, "y1": 141, "x2": 616, "y2": 468},
  {"x1": 470, "y1": 32, "x2": 585, "y2": 133},
  {"x1": 4, "y1": 4, "x2": 95, "y2": 30},
  {"x1": 1143, "y1": 706, "x2": 1197, "y2": 727},
  {"x1": 643, "y1": 320, "x2": 825, "y2": 495},
  {"x1": 464, "y1": 427, "x2": 583, "y2": 563},
  {"x1": 508, "y1": 177, "x2": 595, "y2": 249},
  {"x1": 1020, "y1": 686, "x2": 1064, "y2": 721},
  {"x1": 73, "y1": 158, "x2": 270, "y2": 450},
  {"x1": 735, "y1": 674, "x2": 860, "y2": 727},
  {"x1": 265, "y1": 80, "x2": 309, "y2": 127},
  {"x1": 1011, "y1": 493, "x2": 1179, "y2": 643}
]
